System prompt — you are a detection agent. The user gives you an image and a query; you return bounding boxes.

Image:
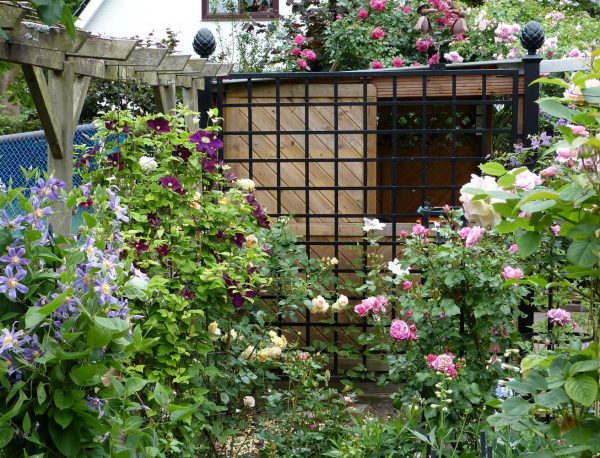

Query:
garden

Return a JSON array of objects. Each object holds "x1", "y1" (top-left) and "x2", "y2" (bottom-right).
[{"x1": 0, "y1": 0, "x2": 599, "y2": 457}]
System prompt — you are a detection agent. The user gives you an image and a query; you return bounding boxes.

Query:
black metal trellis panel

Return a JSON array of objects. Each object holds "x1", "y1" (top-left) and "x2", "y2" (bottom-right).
[{"x1": 210, "y1": 67, "x2": 522, "y2": 376}]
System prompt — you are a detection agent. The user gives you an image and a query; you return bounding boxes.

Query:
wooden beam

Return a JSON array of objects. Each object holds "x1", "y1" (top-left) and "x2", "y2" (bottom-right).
[
  {"x1": 5, "y1": 22, "x2": 90, "y2": 53},
  {"x1": 68, "y1": 36, "x2": 137, "y2": 60},
  {"x1": 21, "y1": 64, "x2": 63, "y2": 159},
  {"x1": 201, "y1": 62, "x2": 222, "y2": 77},
  {"x1": 182, "y1": 79, "x2": 202, "y2": 131},
  {"x1": 133, "y1": 70, "x2": 157, "y2": 85},
  {"x1": 73, "y1": 75, "x2": 91, "y2": 124},
  {"x1": 0, "y1": 41, "x2": 64, "y2": 70},
  {"x1": 153, "y1": 84, "x2": 176, "y2": 114},
  {"x1": 136, "y1": 54, "x2": 190, "y2": 72},
  {"x1": 69, "y1": 56, "x2": 105, "y2": 78},
  {"x1": 0, "y1": 3, "x2": 27, "y2": 29},
  {"x1": 104, "y1": 65, "x2": 136, "y2": 80},
  {"x1": 104, "y1": 47, "x2": 168, "y2": 66},
  {"x1": 217, "y1": 63, "x2": 234, "y2": 76},
  {"x1": 185, "y1": 59, "x2": 207, "y2": 72}
]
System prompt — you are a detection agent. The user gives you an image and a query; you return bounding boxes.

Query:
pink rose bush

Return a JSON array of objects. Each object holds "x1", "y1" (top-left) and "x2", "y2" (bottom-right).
[
  {"x1": 354, "y1": 295, "x2": 388, "y2": 317},
  {"x1": 427, "y1": 353, "x2": 459, "y2": 378},
  {"x1": 547, "y1": 308, "x2": 573, "y2": 327},
  {"x1": 390, "y1": 319, "x2": 417, "y2": 341}
]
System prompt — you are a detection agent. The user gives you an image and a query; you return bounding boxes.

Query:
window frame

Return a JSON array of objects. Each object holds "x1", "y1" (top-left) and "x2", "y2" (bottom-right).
[{"x1": 202, "y1": 0, "x2": 279, "y2": 20}]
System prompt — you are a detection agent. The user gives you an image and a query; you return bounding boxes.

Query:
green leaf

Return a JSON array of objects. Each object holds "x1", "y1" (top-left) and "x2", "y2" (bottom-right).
[
  {"x1": 0, "y1": 390, "x2": 27, "y2": 423},
  {"x1": 0, "y1": 423, "x2": 13, "y2": 448},
  {"x1": 125, "y1": 377, "x2": 148, "y2": 395},
  {"x1": 567, "y1": 239, "x2": 600, "y2": 268},
  {"x1": 497, "y1": 172, "x2": 516, "y2": 188},
  {"x1": 582, "y1": 87, "x2": 600, "y2": 104},
  {"x1": 49, "y1": 421, "x2": 81, "y2": 457},
  {"x1": 93, "y1": 316, "x2": 130, "y2": 334},
  {"x1": 69, "y1": 364, "x2": 107, "y2": 386},
  {"x1": 25, "y1": 288, "x2": 74, "y2": 328},
  {"x1": 54, "y1": 409, "x2": 73, "y2": 429},
  {"x1": 37, "y1": 383, "x2": 46, "y2": 405},
  {"x1": 538, "y1": 98, "x2": 575, "y2": 121},
  {"x1": 534, "y1": 388, "x2": 570, "y2": 408},
  {"x1": 31, "y1": 0, "x2": 65, "y2": 26},
  {"x1": 554, "y1": 446, "x2": 592, "y2": 456},
  {"x1": 502, "y1": 397, "x2": 531, "y2": 416},
  {"x1": 153, "y1": 383, "x2": 170, "y2": 406},
  {"x1": 54, "y1": 390, "x2": 73, "y2": 410},
  {"x1": 507, "y1": 379, "x2": 538, "y2": 395},
  {"x1": 520, "y1": 199, "x2": 557, "y2": 214},
  {"x1": 87, "y1": 324, "x2": 113, "y2": 348},
  {"x1": 22, "y1": 412, "x2": 31, "y2": 433},
  {"x1": 495, "y1": 218, "x2": 529, "y2": 234},
  {"x1": 564, "y1": 375, "x2": 598, "y2": 407},
  {"x1": 82, "y1": 211, "x2": 97, "y2": 228},
  {"x1": 479, "y1": 162, "x2": 506, "y2": 177},
  {"x1": 569, "y1": 360, "x2": 599, "y2": 377},
  {"x1": 517, "y1": 231, "x2": 541, "y2": 258}
]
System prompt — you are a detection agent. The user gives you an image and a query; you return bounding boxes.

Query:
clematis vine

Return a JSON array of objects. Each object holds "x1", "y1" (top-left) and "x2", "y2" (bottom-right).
[{"x1": 0, "y1": 266, "x2": 29, "y2": 301}]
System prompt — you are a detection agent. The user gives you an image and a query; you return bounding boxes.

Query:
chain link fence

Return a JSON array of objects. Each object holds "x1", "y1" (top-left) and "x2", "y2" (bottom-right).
[{"x1": 0, "y1": 124, "x2": 96, "y2": 191}]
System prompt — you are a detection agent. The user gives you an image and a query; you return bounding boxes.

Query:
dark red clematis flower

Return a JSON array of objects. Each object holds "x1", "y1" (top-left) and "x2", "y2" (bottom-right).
[
  {"x1": 107, "y1": 151, "x2": 124, "y2": 171},
  {"x1": 105, "y1": 120, "x2": 117, "y2": 130},
  {"x1": 130, "y1": 239, "x2": 149, "y2": 255},
  {"x1": 246, "y1": 194, "x2": 270, "y2": 229},
  {"x1": 181, "y1": 288, "x2": 195, "y2": 300},
  {"x1": 231, "y1": 233, "x2": 246, "y2": 248},
  {"x1": 122, "y1": 123, "x2": 130, "y2": 134},
  {"x1": 147, "y1": 117, "x2": 171, "y2": 134},
  {"x1": 147, "y1": 212, "x2": 162, "y2": 228},
  {"x1": 202, "y1": 157, "x2": 223, "y2": 174},
  {"x1": 189, "y1": 130, "x2": 223, "y2": 155},
  {"x1": 79, "y1": 197, "x2": 93, "y2": 209},
  {"x1": 173, "y1": 145, "x2": 192, "y2": 162},
  {"x1": 156, "y1": 244, "x2": 171, "y2": 256},
  {"x1": 159, "y1": 176, "x2": 186, "y2": 195}
]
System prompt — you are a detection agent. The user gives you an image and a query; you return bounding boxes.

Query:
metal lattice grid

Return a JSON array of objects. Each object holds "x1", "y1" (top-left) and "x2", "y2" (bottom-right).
[{"x1": 212, "y1": 67, "x2": 521, "y2": 376}]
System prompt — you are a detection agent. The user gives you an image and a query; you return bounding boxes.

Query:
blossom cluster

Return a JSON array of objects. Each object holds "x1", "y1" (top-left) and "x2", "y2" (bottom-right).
[
  {"x1": 426, "y1": 352, "x2": 459, "y2": 378},
  {"x1": 291, "y1": 34, "x2": 317, "y2": 71},
  {"x1": 547, "y1": 308, "x2": 574, "y2": 328},
  {"x1": 354, "y1": 295, "x2": 388, "y2": 317},
  {"x1": 389, "y1": 318, "x2": 417, "y2": 341}
]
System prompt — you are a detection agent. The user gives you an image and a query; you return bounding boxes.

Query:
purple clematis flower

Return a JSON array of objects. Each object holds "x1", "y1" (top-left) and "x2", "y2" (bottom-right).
[
  {"x1": 147, "y1": 212, "x2": 162, "y2": 228},
  {"x1": 232, "y1": 233, "x2": 246, "y2": 248},
  {"x1": 0, "y1": 211, "x2": 25, "y2": 231},
  {"x1": 31, "y1": 177, "x2": 66, "y2": 201},
  {"x1": 21, "y1": 334, "x2": 42, "y2": 361},
  {"x1": 107, "y1": 151, "x2": 124, "y2": 171},
  {"x1": 24, "y1": 198, "x2": 52, "y2": 230},
  {"x1": 540, "y1": 131, "x2": 552, "y2": 146},
  {"x1": 130, "y1": 240, "x2": 149, "y2": 256},
  {"x1": 81, "y1": 182, "x2": 92, "y2": 197},
  {"x1": 0, "y1": 246, "x2": 30, "y2": 274},
  {"x1": 0, "y1": 266, "x2": 28, "y2": 301},
  {"x1": 246, "y1": 194, "x2": 270, "y2": 229},
  {"x1": 105, "y1": 120, "x2": 117, "y2": 130},
  {"x1": 0, "y1": 323, "x2": 26, "y2": 354},
  {"x1": 147, "y1": 117, "x2": 170, "y2": 134},
  {"x1": 108, "y1": 298, "x2": 129, "y2": 319},
  {"x1": 181, "y1": 288, "x2": 195, "y2": 300},
  {"x1": 86, "y1": 396, "x2": 108, "y2": 419},
  {"x1": 173, "y1": 145, "x2": 192, "y2": 162},
  {"x1": 94, "y1": 274, "x2": 118, "y2": 305},
  {"x1": 189, "y1": 130, "x2": 223, "y2": 156},
  {"x1": 5, "y1": 357, "x2": 22, "y2": 382},
  {"x1": 202, "y1": 157, "x2": 223, "y2": 174},
  {"x1": 159, "y1": 176, "x2": 186, "y2": 195},
  {"x1": 107, "y1": 189, "x2": 129, "y2": 223},
  {"x1": 74, "y1": 264, "x2": 93, "y2": 293},
  {"x1": 90, "y1": 253, "x2": 123, "y2": 278},
  {"x1": 530, "y1": 136, "x2": 541, "y2": 151},
  {"x1": 156, "y1": 244, "x2": 171, "y2": 256}
]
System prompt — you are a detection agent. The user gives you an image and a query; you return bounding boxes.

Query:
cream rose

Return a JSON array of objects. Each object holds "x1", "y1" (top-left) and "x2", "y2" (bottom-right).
[{"x1": 459, "y1": 174, "x2": 503, "y2": 228}]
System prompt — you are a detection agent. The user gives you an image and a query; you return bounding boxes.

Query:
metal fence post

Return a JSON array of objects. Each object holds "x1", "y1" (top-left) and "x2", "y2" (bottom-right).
[
  {"x1": 520, "y1": 21, "x2": 545, "y2": 147},
  {"x1": 197, "y1": 76, "x2": 213, "y2": 129}
]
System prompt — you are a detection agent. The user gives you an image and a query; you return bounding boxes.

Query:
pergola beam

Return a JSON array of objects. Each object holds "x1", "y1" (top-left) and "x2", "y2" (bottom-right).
[
  {"x1": 104, "y1": 47, "x2": 168, "y2": 66},
  {"x1": 4, "y1": 22, "x2": 90, "y2": 53},
  {"x1": 135, "y1": 54, "x2": 190, "y2": 72},
  {"x1": 0, "y1": 3, "x2": 27, "y2": 29},
  {"x1": 68, "y1": 36, "x2": 137, "y2": 60},
  {"x1": 0, "y1": 41, "x2": 64, "y2": 70}
]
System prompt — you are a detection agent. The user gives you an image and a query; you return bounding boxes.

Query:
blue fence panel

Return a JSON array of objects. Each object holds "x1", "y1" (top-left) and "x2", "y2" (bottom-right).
[{"x1": 0, "y1": 124, "x2": 96, "y2": 190}]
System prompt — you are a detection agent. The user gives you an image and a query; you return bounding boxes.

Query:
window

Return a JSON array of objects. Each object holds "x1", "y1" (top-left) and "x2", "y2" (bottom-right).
[{"x1": 202, "y1": 0, "x2": 279, "y2": 19}]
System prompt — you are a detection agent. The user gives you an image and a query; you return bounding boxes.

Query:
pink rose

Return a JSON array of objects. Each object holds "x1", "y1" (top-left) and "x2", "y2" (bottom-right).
[
  {"x1": 566, "y1": 124, "x2": 589, "y2": 137},
  {"x1": 358, "y1": 8, "x2": 369, "y2": 19},
  {"x1": 465, "y1": 226, "x2": 485, "y2": 247},
  {"x1": 390, "y1": 319, "x2": 416, "y2": 341},
  {"x1": 294, "y1": 34, "x2": 305, "y2": 45},
  {"x1": 513, "y1": 169, "x2": 542, "y2": 191},
  {"x1": 509, "y1": 243, "x2": 518, "y2": 253},
  {"x1": 402, "y1": 3, "x2": 412, "y2": 13},
  {"x1": 412, "y1": 224, "x2": 428, "y2": 236},
  {"x1": 501, "y1": 266, "x2": 524, "y2": 281},
  {"x1": 402, "y1": 280, "x2": 413, "y2": 290},
  {"x1": 416, "y1": 37, "x2": 432, "y2": 53},
  {"x1": 443, "y1": 204, "x2": 451, "y2": 212},
  {"x1": 427, "y1": 54, "x2": 440, "y2": 65},
  {"x1": 297, "y1": 59, "x2": 308, "y2": 70},
  {"x1": 555, "y1": 147, "x2": 578, "y2": 164},
  {"x1": 291, "y1": 47, "x2": 301, "y2": 56},
  {"x1": 540, "y1": 165, "x2": 559, "y2": 178},
  {"x1": 427, "y1": 353, "x2": 458, "y2": 378},
  {"x1": 551, "y1": 224, "x2": 561, "y2": 236},
  {"x1": 547, "y1": 308, "x2": 572, "y2": 327},
  {"x1": 301, "y1": 49, "x2": 317, "y2": 61},
  {"x1": 392, "y1": 57, "x2": 404, "y2": 68},
  {"x1": 399, "y1": 230, "x2": 408, "y2": 238},
  {"x1": 371, "y1": 27, "x2": 385, "y2": 40},
  {"x1": 354, "y1": 302, "x2": 370, "y2": 317},
  {"x1": 370, "y1": 0, "x2": 386, "y2": 11},
  {"x1": 371, "y1": 60, "x2": 383, "y2": 69},
  {"x1": 458, "y1": 227, "x2": 471, "y2": 239},
  {"x1": 336, "y1": 13, "x2": 342, "y2": 20}
]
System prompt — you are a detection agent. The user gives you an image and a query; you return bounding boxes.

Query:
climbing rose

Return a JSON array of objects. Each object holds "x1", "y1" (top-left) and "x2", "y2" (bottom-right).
[
  {"x1": 512, "y1": 169, "x2": 542, "y2": 191},
  {"x1": 501, "y1": 266, "x2": 524, "y2": 281},
  {"x1": 297, "y1": 59, "x2": 308, "y2": 70},
  {"x1": 427, "y1": 353, "x2": 458, "y2": 378},
  {"x1": 294, "y1": 34, "x2": 305, "y2": 45},
  {"x1": 301, "y1": 49, "x2": 317, "y2": 62},
  {"x1": 390, "y1": 319, "x2": 417, "y2": 341},
  {"x1": 402, "y1": 3, "x2": 412, "y2": 13},
  {"x1": 358, "y1": 8, "x2": 368, "y2": 18},
  {"x1": 459, "y1": 174, "x2": 502, "y2": 228},
  {"x1": 371, "y1": 60, "x2": 383, "y2": 69},
  {"x1": 547, "y1": 308, "x2": 573, "y2": 327},
  {"x1": 371, "y1": 27, "x2": 385, "y2": 40},
  {"x1": 392, "y1": 57, "x2": 403, "y2": 68},
  {"x1": 291, "y1": 47, "x2": 301, "y2": 56},
  {"x1": 370, "y1": 0, "x2": 386, "y2": 11},
  {"x1": 416, "y1": 37, "x2": 432, "y2": 53}
]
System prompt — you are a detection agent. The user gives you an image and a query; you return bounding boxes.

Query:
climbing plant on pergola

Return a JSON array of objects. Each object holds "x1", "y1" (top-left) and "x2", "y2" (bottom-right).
[{"x1": 0, "y1": 2, "x2": 232, "y2": 234}]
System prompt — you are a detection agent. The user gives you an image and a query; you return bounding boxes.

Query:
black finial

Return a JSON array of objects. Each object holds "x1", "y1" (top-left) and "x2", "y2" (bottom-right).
[
  {"x1": 520, "y1": 21, "x2": 545, "y2": 55},
  {"x1": 193, "y1": 28, "x2": 217, "y2": 58}
]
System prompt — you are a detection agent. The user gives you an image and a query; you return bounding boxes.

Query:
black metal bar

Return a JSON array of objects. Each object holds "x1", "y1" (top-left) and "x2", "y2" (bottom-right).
[
  {"x1": 230, "y1": 68, "x2": 519, "y2": 79},
  {"x1": 197, "y1": 76, "x2": 213, "y2": 128},
  {"x1": 333, "y1": 77, "x2": 340, "y2": 376},
  {"x1": 521, "y1": 55, "x2": 543, "y2": 146},
  {"x1": 246, "y1": 78, "x2": 253, "y2": 178},
  {"x1": 304, "y1": 76, "x2": 311, "y2": 348}
]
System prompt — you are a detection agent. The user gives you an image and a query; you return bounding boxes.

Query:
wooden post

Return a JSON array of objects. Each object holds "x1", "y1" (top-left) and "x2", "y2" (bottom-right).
[
  {"x1": 182, "y1": 78, "x2": 202, "y2": 131},
  {"x1": 153, "y1": 83, "x2": 176, "y2": 114}
]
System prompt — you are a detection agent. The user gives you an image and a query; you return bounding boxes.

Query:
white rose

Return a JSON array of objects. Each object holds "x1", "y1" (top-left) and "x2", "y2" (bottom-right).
[
  {"x1": 139, "y1": 156, "x2": 158, "y2": 172},
  {"x1": 208, "y1": 321, "x2": 222, "y2": 341},
  {"x1": 243, "y1": 396, "x2": 255, "y2": 408},
  {"x1": 236, "y1": 178, "x2": 256, "y2": 193},
  {"x1": 331, "y1": 295, "x2": 349, "y2": 312},
  {"x1": 459, "y1": 174, "x2": 503, "y2": 228},
  {"x1": 311, "y1": 295, "x2": 330, "y2": 314}
]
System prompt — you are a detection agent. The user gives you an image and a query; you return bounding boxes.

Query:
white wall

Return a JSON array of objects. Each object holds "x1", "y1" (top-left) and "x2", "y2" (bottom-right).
[{"x1": 77, "y1": 0, "x2": 292, "y2": 59}]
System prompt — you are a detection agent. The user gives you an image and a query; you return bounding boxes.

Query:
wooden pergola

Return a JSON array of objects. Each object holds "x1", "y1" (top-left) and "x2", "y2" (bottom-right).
[{"x1": 0, "y1": 2, "x2": 232, "y2": 234}]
